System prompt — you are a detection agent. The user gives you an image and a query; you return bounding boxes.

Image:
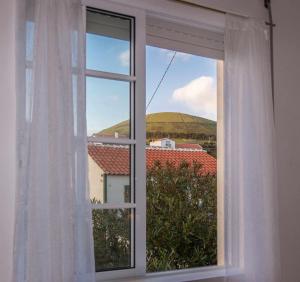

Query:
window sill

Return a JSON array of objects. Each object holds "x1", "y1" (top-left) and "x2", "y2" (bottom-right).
[{"x1": 97, "y1": 266, "x2": 226, "y2": 282}]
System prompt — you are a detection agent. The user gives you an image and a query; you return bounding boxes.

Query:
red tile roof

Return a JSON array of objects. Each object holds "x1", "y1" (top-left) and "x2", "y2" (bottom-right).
[
  {"x1": 88, "y1": 144, "x2": 129, "y2": 175},
  {"x1": 146, "y1": 147, "x2": 216, "y2": 175},
  {"x1": 176, "y1": 143, "x2": 203, "y2": 150},
  {"x1": 88, "y1": 144, "x2": 216, "y2": 176}
]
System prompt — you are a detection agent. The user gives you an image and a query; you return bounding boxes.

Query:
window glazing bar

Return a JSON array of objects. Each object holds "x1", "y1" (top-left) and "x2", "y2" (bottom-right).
[
  {"x1": 92, "y1": 203, "x2": 136, "y2": 209},
  {"x1": 87, "y1": 136, "x2": 136, "y2": 145},
  {"x1": 86, "y1": 69, "x2": 136, "y2": 82}
]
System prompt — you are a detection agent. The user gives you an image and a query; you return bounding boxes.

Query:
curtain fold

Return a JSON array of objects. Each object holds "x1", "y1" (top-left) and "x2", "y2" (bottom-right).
[
  {"x1": 14, "y1": 0, "x2": 95, "y2": 281},
  {"x1": 224, "y1": 15, "x2": 280, "y2": 282}
]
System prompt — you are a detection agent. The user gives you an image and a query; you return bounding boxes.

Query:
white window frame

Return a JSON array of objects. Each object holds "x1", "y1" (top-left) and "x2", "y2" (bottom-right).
[
  {"x1": 84, "y1": 1, "x2": 146, "y2": 280},
  {"x1": 82, "y1": 0, "x2": 227, "y2": 281}
]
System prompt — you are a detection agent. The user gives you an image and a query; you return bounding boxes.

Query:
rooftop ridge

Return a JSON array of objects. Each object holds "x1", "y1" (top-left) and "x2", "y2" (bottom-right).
[
  {"x1": 88, "y1": 143, "x2": 129, "y2": 148},
  {"x1": 146, "y1": 146, "x2": 204, "y2": 152},
  {"x1": 88, "y1": 143, "x2": 205, "y2": 152}
]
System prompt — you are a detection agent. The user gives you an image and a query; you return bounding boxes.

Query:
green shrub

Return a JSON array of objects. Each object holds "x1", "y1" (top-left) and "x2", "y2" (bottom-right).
[
  {"x1": 92, "y1": 208, "x2": 131, "y2": 271},
  {"x1": 92, "y1": 160, "x2": 217, "y2": 272},
  {"x1": 146, "y1": 160, "x2": 217, "y2": 272}
]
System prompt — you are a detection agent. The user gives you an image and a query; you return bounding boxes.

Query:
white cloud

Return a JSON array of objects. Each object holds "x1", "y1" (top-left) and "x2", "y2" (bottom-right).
[
  {"x1": 171, "y1": 76, "x2": 217, "y2": 120},
  {"x1": 119, "y1": 50, "x2": 129, "y2": 67},
  {"x1": 160, "y1": 49, "x2": 192, "y2": 61}
]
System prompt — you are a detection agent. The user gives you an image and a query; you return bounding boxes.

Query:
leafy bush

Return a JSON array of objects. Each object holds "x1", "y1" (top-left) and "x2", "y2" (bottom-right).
[
  {"x1": 92, "y1": 160, "x2": 217, "y2": 272},
  {"x1": 146, "y1": 160, "x2": 217, "y2": 272},
  {"x1": 92, "y1": 208, "x2": 131, "y2": 271}
]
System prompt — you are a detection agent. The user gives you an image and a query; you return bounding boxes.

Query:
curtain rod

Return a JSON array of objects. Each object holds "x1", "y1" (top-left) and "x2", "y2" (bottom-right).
[{"x1": 171, "y1": 0, "x2": 275, "y2": 27}]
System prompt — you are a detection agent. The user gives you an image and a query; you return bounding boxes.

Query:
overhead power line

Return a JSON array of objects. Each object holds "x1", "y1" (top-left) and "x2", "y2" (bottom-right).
[{"x1": 146, "y1": 51, "x2": 177, "y2": 111}]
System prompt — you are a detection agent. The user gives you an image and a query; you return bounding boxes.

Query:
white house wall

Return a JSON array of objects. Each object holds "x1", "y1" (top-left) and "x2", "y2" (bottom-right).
[
  {"x1": 106, "y1": 175, "x2": 130, "y2": 203},
  {"x1": 88, "y1": 155, "x2": 105, "y2": 203},
  {"x1": 88, "y1": 156, "x2": 130, "y2": 204}
]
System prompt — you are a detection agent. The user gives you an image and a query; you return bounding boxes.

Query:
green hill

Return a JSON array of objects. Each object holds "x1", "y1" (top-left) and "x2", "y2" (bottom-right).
[{"x1": 96, "y1": 112, "x2": 216, "y2": 138}]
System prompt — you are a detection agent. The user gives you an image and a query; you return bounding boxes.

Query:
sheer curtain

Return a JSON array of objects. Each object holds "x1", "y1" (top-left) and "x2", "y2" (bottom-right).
[
  {"x1": 224, "y1": 15, "x2": 280, "y2": 282},
  {"x1": 14, "y1": 0, "x2": 95, "y2": 281}
]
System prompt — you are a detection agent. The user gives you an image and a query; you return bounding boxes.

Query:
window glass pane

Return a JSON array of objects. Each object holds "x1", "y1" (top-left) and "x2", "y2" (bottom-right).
[
  {"x1": 92, "y1": 208, "x2": 133, "y2": 271},
  {"x1": 88, "y1": 143, "x2": 132, "y2": 204},
  {"x1": 86, "y1": 7, "x2": 136, "y2": 275},
  {"x1": 86, "y1": 9, "x2": 131, "y2": 75},
  {"x1": 146, "y1": 46, "x2": 218, "y2": 272},
  {"x1": 86, "y1": 77, "x2": 131, "y2": 138}
]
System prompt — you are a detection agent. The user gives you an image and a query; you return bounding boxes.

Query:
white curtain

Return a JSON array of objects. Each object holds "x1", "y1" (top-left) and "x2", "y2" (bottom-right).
[
  {"x1": 224, "y1": 15, "x2": 280, "y2": 282},
  {"x1": 14, "y1": 0, "x2": 95, "y2": 281}
]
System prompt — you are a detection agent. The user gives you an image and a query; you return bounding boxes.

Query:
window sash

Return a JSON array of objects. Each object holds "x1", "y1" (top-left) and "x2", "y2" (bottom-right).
[
  {"x1": 83, "y1": 0, "x2": 146, "y2": 279},
  {"x1": 83, "y1": 0, "x2": 225, "y2": 281},
  {"x1": 85, "y1": 69, "x2": 136, "y2": 82}
]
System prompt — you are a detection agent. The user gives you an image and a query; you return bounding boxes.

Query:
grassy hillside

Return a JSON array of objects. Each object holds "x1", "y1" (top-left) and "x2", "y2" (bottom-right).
[{"x1": 97, "y1": 112, "x2": 216, "y2": 138}]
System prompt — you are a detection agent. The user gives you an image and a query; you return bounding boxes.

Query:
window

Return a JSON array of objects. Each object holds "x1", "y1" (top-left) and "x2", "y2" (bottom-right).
[
  {"x1": 84, "y1": 1, "x2": 224, "y2": 281},
  {"x1": 86, "y1": 7, "x2": 137, "y2": 274}
]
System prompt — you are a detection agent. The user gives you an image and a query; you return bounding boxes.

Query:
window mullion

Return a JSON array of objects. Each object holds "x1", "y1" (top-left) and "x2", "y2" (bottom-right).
[
  {"x1": 92, "y1": 203, "x2": 136, "y2": 209},
  {"x1": 134, "y1": 9, "x2": 147, "y2": 276},
  {"x1": 85, "y1": 69, "x2": 136, "y2": 82},
  {"x1": 88, "y1": 136, "x2": 136, "y2": 145}
]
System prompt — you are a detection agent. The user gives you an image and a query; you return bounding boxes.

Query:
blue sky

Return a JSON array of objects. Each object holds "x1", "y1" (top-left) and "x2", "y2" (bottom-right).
[
  {"x1": 146, "y1": 47, "x2": 217, "y2": 118},
  {"x1": 86, "y1": 33, "x2": 217, "y2": 136}
]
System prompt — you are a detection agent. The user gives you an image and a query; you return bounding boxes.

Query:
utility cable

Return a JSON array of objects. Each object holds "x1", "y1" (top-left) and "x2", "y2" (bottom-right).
[{"x1": 146, "y1": 51, "x2": 177, "y2": 111}]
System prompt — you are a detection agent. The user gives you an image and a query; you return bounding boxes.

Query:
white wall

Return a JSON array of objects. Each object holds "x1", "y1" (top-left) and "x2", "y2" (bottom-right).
[
  {"x1": 272, "y1": 0, "x2": 300, "y2": 281},
  {"x1": 88, "y1": 155, "x2": 105, "y2": 203},
  {"x1": 150, "y1": 139, "x2": 176, "y2": 149},
  {"x1": 107, "y1": 175, "x2": 130, "y2": 203},
  {"x1": 88, "y1": 156, "x2": 130, "y2": 203},
  {"x1": 0, "y1": 0, "x2": 16, "y2": 281}
]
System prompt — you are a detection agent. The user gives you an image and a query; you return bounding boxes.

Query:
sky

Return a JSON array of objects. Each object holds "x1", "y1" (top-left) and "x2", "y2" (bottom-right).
[
  {"x1": 146, "y1": 47, "x2": 217, "y2": 119},
  {"x1": 86, "y1": 33, "x2": 217, "y2": 136}
]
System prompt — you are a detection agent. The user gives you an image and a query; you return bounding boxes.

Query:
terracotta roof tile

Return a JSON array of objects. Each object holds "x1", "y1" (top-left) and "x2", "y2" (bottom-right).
[
  {"x1": 146, "y1": 147, "x2": 216, "y2": 175},
  {"x1": 88, "y1": 144, "x2": 216, "y2": 176},
  {"x1": 88, "y1": 144, "x2": 129, "y2": 175}
]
